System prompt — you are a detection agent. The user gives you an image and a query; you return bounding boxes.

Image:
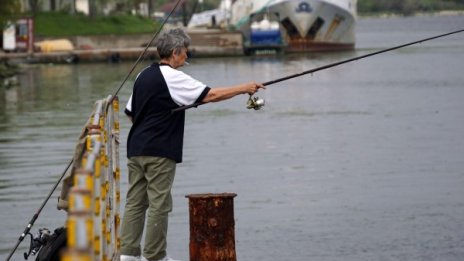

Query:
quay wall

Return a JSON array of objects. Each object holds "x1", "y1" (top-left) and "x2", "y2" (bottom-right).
[{"x1": 0, "y1": 29, "x2": 245, "y2": 63}]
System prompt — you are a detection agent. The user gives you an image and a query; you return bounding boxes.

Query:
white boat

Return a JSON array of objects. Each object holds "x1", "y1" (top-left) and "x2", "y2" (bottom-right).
[{"x1": 189, "y1": 0, "x2": 357, "y2": 53}]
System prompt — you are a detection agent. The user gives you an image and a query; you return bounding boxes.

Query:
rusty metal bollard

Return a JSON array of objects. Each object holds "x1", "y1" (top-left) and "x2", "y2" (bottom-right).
[{"x1": 186, "y1": 193, "x2": 237, "y2": 261}]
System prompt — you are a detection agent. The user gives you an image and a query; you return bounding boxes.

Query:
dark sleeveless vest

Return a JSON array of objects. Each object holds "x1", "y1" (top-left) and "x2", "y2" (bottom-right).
[{"x1": 126, "y1": 63, "x2": 194, "y2": 163}]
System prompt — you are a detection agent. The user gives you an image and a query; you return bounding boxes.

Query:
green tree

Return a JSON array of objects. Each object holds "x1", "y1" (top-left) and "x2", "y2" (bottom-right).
[
  {"x1": 0, "y1": 0, "x2": 21, "y2": 29},
  {"x1": 358, "y1": 0, "x2": 464, "y2": 14}
]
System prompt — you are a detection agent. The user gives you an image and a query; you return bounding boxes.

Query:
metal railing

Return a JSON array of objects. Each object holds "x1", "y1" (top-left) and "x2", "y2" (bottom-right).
[{"x1": 62, "y1": 96, "x2": 120, "y2": 261}]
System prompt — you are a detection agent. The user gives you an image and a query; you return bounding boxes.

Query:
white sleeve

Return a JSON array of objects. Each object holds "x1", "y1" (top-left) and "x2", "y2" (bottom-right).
[
  {"x1": 160, "y1": 66, "x2": 208, "y2": 106},
  {"x1": 126, "y1": 94, "x2": 132, "y2": 112}
]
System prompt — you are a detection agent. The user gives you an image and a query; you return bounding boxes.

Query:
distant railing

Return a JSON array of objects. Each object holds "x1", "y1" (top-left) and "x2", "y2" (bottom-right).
[{"x1": 62, "y1": 96, "x2": 121, "y2": 261}]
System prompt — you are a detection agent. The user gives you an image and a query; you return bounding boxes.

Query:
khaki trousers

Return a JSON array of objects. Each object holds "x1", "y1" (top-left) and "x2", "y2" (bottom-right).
[{"x1": 120, "y1": 156, "x2": 176, "y2": 261}]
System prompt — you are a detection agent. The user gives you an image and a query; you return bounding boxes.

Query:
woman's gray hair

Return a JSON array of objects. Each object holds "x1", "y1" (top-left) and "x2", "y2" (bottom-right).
[{"x1": 155, "y1": 28, "x2": 191, "y2": 59}]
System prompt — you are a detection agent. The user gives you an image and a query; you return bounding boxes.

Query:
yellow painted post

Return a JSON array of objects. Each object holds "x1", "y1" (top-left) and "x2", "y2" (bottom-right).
[
  {"x1": 62, "y1": 169, "x2": 95, "y2": 260},
  {"x1": 62, "y1": 97, "x2": 120, "y2": 261}
]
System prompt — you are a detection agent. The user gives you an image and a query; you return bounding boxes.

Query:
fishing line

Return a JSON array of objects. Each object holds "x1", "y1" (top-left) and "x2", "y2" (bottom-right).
[
  {"x1": 172, "y1": 28, "x2": 464, "y2": 113},
  {"x1": 6, "y1": 1, "x2": 182, "y2": 259}
]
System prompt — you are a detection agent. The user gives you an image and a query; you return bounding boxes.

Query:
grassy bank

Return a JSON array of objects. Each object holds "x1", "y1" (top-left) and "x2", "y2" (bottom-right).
[
  {"x1": 35, "y1": 12, "x2": 159, "y2": 37},
  {"x1": 31, "y1": 5, "x2": 464, "y2": 37},
  {"x1": 358, "y1": 0, "x2": 464, "y2": 16}
]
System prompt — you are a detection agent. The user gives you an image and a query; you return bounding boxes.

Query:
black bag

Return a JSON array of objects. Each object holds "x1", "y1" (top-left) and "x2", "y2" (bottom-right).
[{"x1": 35, "y1": 227, "x2": 67, "y2": 261}]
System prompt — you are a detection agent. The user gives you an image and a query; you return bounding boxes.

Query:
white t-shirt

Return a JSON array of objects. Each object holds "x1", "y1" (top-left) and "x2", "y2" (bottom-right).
[{"x1": 126, "y1": 65, "x2": 208, "y2": 112}]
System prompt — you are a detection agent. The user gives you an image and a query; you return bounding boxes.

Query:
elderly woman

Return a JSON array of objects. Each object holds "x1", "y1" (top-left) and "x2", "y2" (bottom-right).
[{"x1": 120, "y1": 28, "x2": 264, "y2": 261}]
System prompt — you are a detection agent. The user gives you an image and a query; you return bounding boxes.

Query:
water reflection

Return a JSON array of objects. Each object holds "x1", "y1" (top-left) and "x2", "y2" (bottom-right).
[{"x1": 0, "y1": 63, "x2": 134, "y2": 193}]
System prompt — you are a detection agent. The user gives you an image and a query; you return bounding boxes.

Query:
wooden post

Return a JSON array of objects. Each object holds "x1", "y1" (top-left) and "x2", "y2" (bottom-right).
[{"x1": 186, "y1": 193, "x2": 237, "y2": 261}]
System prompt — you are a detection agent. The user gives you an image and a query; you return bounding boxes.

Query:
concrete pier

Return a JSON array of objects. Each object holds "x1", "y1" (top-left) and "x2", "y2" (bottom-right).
[{"x1": 0, "y1": 29, "x2": 244, "y2": 64}]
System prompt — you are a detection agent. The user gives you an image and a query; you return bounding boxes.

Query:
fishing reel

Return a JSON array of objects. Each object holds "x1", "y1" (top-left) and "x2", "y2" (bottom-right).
[
  {"x1": 24, "y1": 228, "x2": 51, "y2": 260},
  {"x1": 246, "y1": 95, "x2": 265, "y2": 110}
]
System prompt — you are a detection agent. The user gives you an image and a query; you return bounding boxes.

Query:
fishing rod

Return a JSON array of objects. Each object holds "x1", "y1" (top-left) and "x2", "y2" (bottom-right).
[
  {"x1": 5, "y1": 160, "x2": 73, "y2": 261},
  {"x1": 172, "y1": 28, "x2": 464, "y2": 113},
  {"x1": 5, "y1": 1, "x2": 182, "y2": 260},
  {"x1": 110, "y1": 0, "x2": 183, "y2": 102}
]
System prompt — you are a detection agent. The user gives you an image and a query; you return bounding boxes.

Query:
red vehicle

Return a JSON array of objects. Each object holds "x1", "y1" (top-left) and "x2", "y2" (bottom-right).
[{"x1": 16, "y1": 18, "x2": 34, "y2": 52}]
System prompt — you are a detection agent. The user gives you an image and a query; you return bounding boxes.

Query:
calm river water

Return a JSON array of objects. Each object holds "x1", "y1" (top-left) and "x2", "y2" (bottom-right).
[{"x1": 1, "y1": 15, "x2": 464, "y2": 260}]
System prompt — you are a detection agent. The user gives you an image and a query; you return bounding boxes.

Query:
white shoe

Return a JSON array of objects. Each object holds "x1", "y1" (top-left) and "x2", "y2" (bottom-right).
[
  {"x1": 141, "y1": 256, "x2": 181, "y2": 261},
  {"x1": 120, "y1": 255, "x2": 141, "y2": 261}
]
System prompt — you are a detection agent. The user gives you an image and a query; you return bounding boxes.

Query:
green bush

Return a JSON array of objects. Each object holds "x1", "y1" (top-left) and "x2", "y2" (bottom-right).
[
  {"x1": 358, "y1": 0, "x2": 464, "y2": 15},
  {"x1": 35, "y1": 12, "x2": 159, "y2": 37}
]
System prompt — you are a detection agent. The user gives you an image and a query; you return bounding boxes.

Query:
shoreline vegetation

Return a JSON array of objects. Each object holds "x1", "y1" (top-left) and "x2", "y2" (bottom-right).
[
  {"x1": 0, "y1": 13, "x2": 157, "y2": 85},
  {"x1": 31, "y1": 9, "x2": 464, "y2": 37},
  {"x1": 358, "y1": 10, "x2": 464, "y2": 18},
  {"x1": 360, "y1": 9, "x2": 464, "y2": 18},
  {"x1": 357, "y1": 0, "x2": 464, "y2": 16},
  {"x1": 26, "y1": 0, "x2": 464, "y2": 37},
  {"x1": 34, "y1": 12, "x2": 158, "y2": 37},
  {"x1": 1, "y1": 0, "x2": 463, "y2": 37}
]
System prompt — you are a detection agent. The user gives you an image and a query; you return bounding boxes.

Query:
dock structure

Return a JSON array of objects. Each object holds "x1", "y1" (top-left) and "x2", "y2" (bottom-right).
[{"x1": 0, "y1": 30, "x2": 245, "y2": 64}]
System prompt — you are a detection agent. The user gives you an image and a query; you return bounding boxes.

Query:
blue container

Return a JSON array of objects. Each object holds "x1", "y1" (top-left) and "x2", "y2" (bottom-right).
[{"x1": 250, "y1": 29, "x2": 282, "y2": 45}]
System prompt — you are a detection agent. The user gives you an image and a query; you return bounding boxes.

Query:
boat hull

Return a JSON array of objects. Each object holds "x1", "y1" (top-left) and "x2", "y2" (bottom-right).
[{"x1": 232, "y1": 0, "x2": 357, "y2": 52}]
